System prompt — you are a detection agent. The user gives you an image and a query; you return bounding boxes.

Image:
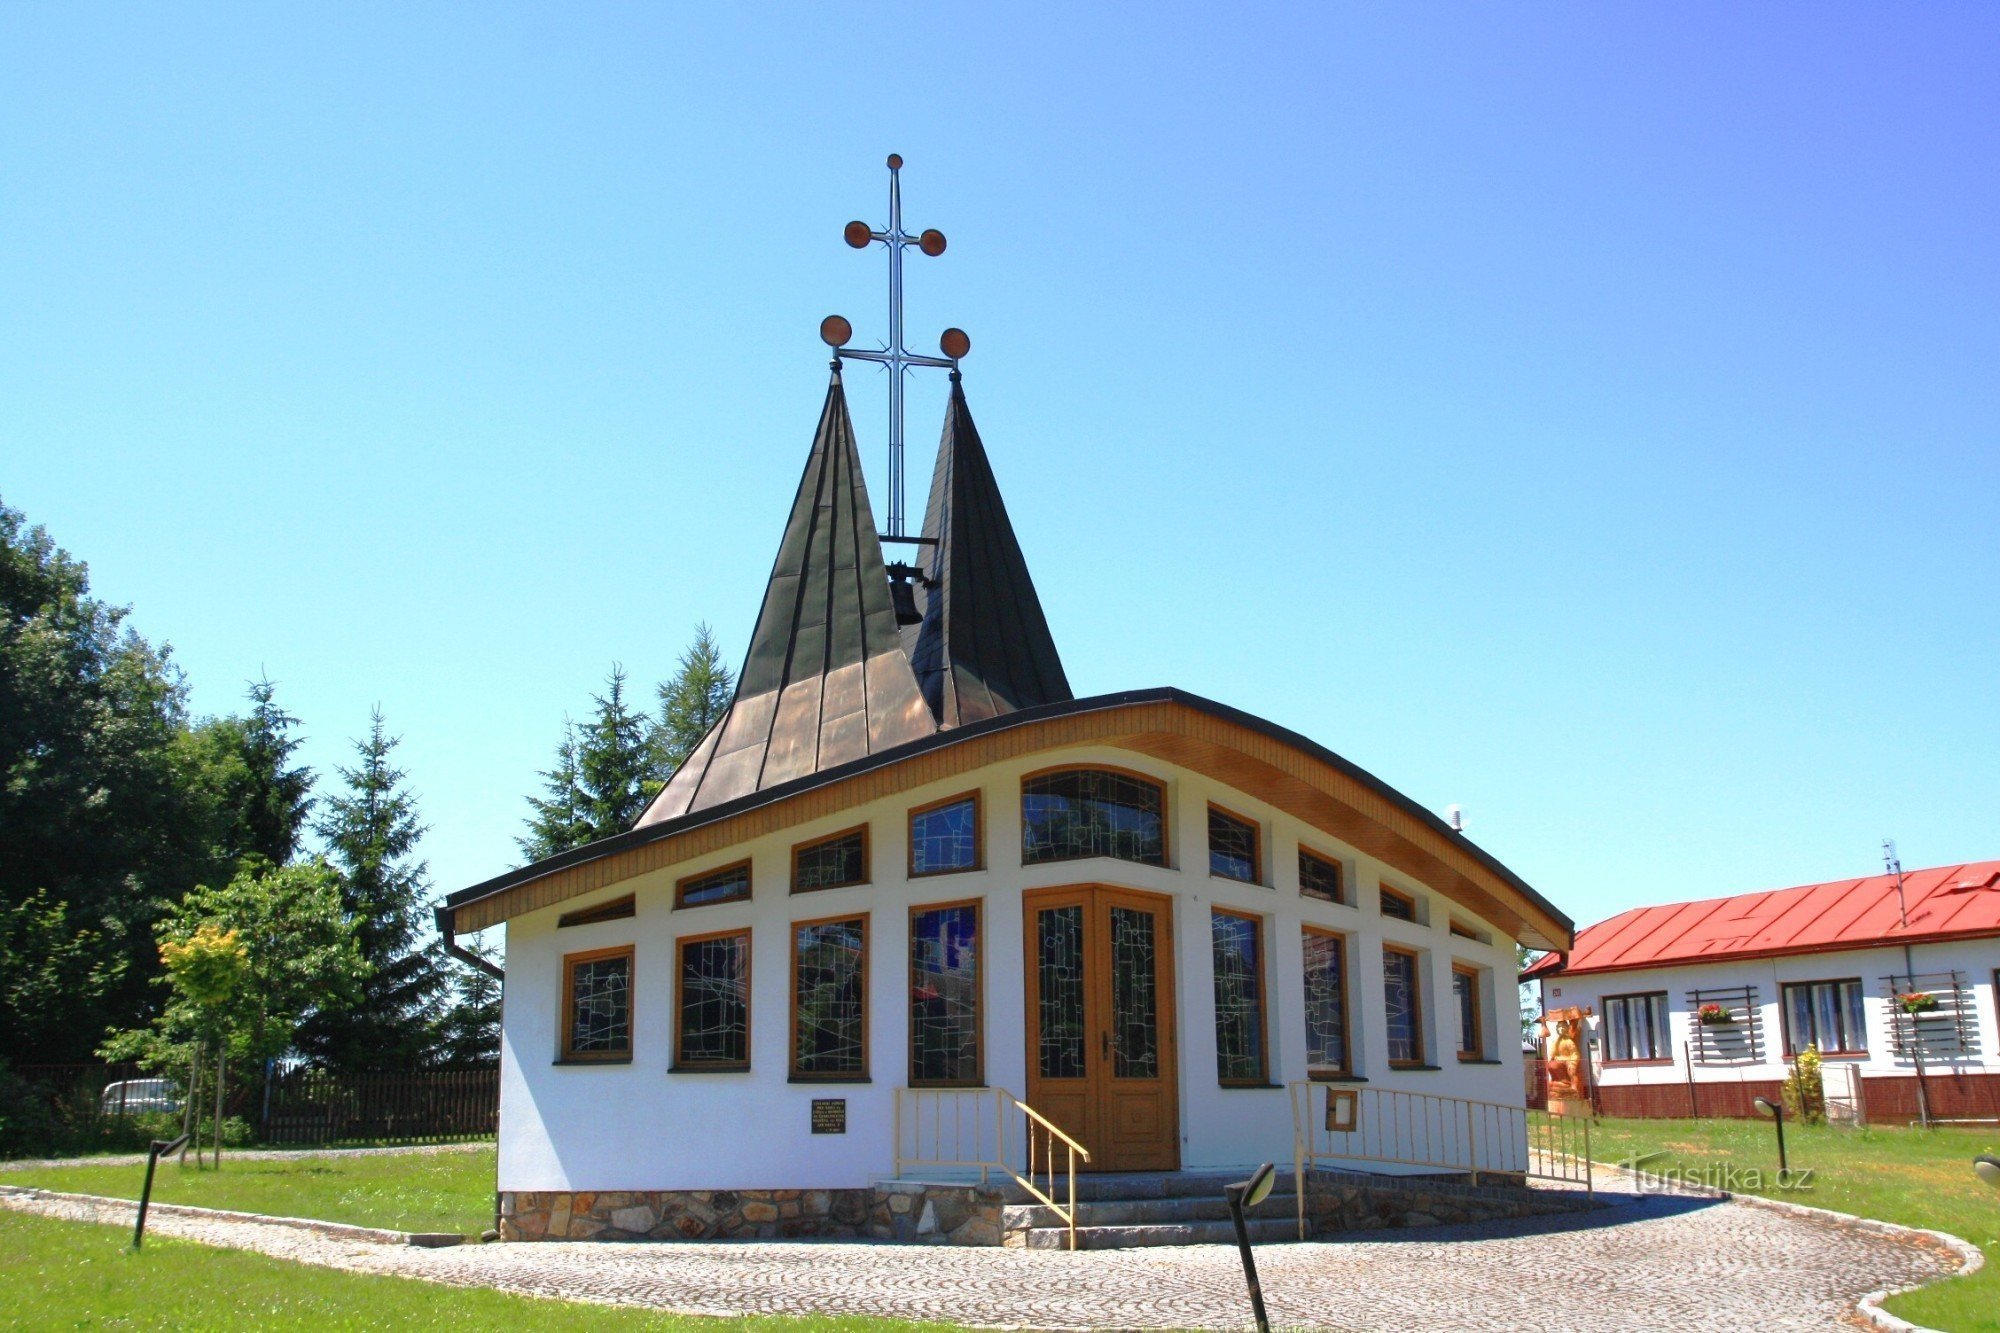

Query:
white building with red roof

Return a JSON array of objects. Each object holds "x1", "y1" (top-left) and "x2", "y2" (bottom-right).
[{"x1": 1527, "y1": 861, "x2": 2000, "y2": 1123}]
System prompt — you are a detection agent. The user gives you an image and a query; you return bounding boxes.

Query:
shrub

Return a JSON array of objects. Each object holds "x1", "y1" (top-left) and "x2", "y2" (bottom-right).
[{"x1": 1783, "y1": 1045, "x2": 1826, "y2": 1125}]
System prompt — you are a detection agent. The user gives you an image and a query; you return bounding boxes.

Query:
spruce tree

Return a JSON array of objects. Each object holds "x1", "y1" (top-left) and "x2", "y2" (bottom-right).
[
  {"x1": 575, "y1": 665, "x2": 651, "y2": 834},
  {"x1": 296, "y1": 707, "x2": 447, "y2": 1070},
  {"x1": 241, "y1": 675, "x2": 314, "y2": 865},
  {"x1": 437, "y1": 940, "x2": 502, "y2": 1067},
  {"x1": 651, "y1": 622, "x2": 734, "y2": 785},
  {"x1": 518, "y1": 719, "x2": 591, "y2": 861}
]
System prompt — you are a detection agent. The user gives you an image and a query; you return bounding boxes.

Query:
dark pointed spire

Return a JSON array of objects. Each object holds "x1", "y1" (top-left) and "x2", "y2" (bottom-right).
[
  {"x1": 905, "y1": 376, "x2": 1073, "y2": 727},
  {"x1": 639, "y1": 368, "x2": 935, "y2": 823}
]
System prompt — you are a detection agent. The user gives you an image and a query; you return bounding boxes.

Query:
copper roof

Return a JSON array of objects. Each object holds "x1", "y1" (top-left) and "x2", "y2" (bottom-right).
[
  {"x1": 904, "y1": 375, "x2": 1073, "y2": 726},
  {"x1": 1526, "y1": 860, "x2": 2000, "y2": 978}
]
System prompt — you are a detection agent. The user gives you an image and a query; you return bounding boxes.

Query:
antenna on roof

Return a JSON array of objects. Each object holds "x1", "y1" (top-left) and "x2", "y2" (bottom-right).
[
  {"x1": 1883, "y1": 838, "x2": 1908, "y2": 929},
  {"x1": 1447, "y1": 804, "x2": 1466, "y2": 833}
]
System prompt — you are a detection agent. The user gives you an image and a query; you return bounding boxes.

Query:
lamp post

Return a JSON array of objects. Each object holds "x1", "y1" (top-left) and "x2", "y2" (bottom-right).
[
  {"x1": 1975, "y1": 1155, "x2": 2000, "y2": 1190},
  {"x1": 132, "y1": 1131, "x2": 191, "y2": 1249},
  {"x1": 1753, "y1": 1096, "x2": 1787, "y2": 1178},
  {"x1": 1225, "y1": 1163, "x2": 1278, "y2": 1333}
]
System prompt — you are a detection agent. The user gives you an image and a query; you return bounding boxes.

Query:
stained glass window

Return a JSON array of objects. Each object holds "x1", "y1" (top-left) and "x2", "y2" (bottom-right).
[
  {"x1": 1211, "y1": 910, "x2": 1266, "y2": 1083},
  {"x1": 1022, "y1": 770, "x2": 1164, "y2": 867},
  {"x1": 1303, "y1": 929, "x2": 1349, "y2": 1074},
  {"x1": 563, "y1": 948, "x2": 632, "y2": 1061},
  {"x1": 1299, "y1": 850, "x2": 1344, "y2": 904},
  {"x1": 792, "y1": 917, "x2": 867, "y2": 1078},
  {"x1": 1379, "y1": 886, "x2": 1417, "y2": 921},
  {"x1": 1208, "y1": 807, "x2": 1260, "y2": 883},
  {"x1": 676, "y1": 932, "x2": 750, "y2": 1068},
  {"x1": 1036, "y1": 905, "x2": 1085, "y2": 1078},
  {"x1": 1453, "y1": 966, "x2": 1482, "y2": 1059},
  {"x1": 1110, "y1": 906, "x2": 1160, "y2": 1078},
  {"x1": 1383, "y1": 946, "x2": 1424, "y2": 1065},
  {"x1": 793, "y1": 828, "x2": 867, "y2": 892},
  {"x1": 677, "y1": 861, "x2": 750, "y2": 909},
  {"x1": 910, "y1": 797, "x2": 979, "y2": 877},
  {"x1": 910, "y1": 904, "x2": 980, "y2": 1085}
]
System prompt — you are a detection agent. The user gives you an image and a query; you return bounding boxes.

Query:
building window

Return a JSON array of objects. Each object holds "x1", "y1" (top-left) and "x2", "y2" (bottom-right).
[
  {"x1": 1021, "y1": 768, "x2": 1165, "y2": 867},
  {"x1": 1302, "y1": 927, "x2": 1350, "y2": 1076},
  {"x1": 558, "y1": 895, "x2": 634, "y2": 928},
  {"x1": 561, "y1": 946, "x2": 633, "y2": 1062},
  {"x1": 792, "y1": 915, "x2": 868, "y2": 1079},
  {"x1": 910, "y1": 902, "x2": 980, "y2": 1085},
  {"x1": 674, "y1": 930, "x2": 750, "y2": 1070},
  {"x1": 1452, "y1": 965, "x2": 1483, "y2": 1060},
  {"x1": 1782, "y1": 979, "x2": 1867, "y2": 1056},
  {"x1": 1299, "y1": 849, "x2": 1345, "y2": 904},
  {"x1": 1210, "y1": 910, "x2": 1267, "y2": 1084},
  {"x1": 676, "y1": 861, "x2": 750, "y2": 910},
  {"x1": 1379, "y1": 885, "x2": 1417, "y2": 922},
  {"x1": 1603, "y1": 992, "x2": 1669, "y2": 1062},
  {"x1": 1207, "y1": 805, "x2": 1261, "y2": 883},
  {"x1": 909, "y1": 794, "x2": 980, "y2": 877},
  {"x1": 1383, "y1": 945, "x2": 1424, "y2": 1066},
  {"x1": 793, "y1": 826, "x2": 868, "y2": 893}
]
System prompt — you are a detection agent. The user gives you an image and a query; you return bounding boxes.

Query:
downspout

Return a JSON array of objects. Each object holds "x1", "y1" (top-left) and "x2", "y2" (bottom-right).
[{"x1": 437, "y1": 905, "x2": 504, "y2": 980}]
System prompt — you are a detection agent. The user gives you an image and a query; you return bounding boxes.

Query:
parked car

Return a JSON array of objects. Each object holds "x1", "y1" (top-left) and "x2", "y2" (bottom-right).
[{"x1": 100, "y1": 1079, "x2": 180, "y2": 1116}]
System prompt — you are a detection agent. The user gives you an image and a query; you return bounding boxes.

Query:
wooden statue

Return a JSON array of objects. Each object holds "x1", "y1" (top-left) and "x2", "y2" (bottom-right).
[{"x1": 1540, "y1": 1006, "x2": 1592, "y2": 1117}]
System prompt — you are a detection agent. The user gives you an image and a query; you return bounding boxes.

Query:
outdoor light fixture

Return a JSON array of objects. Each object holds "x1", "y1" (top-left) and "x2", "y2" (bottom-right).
[
  {"x1": 1976, "y1": 1155, "x2": 2000, "y2": 1190},
  {"x1": 1753, "y1": 1096, "x2": 1788, "y2": 1176},
  {"x1": 131, "y1": 1131, "x2": 191, "y2": 1249},
  {"x1": 1225, "y1": 1162, "x2": 1277, "y2": 1333}
]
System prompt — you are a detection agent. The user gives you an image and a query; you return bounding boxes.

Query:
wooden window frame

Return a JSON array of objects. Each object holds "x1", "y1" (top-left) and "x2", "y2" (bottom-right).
[
  {"x1": 1298, "y1": 847, "x2": 1346, "y2": 904},
  {"x1": 1601, "y1": 991, "x2": 1671, "y2": 1065},
  {"x1": 1378, "y1": 883, "x2": 1418, "y2": 922},
  {"x1": 1017, "y1": 763, "x2": 1170, "y2": 869},
  {"x1": 789, "y1": 912, "x2": 870, "y2": 1082},
  {"x1": 674, "y1": 859, "x2": 751, "y2": 911},
  {"x1": 558, "y1": 894, "x2": 634, "y2": 929},
  {"x1": 1206, "y1": 802, "x2": 1263, "y2": 886},
  {"x1": 672, "y1": 927, "x2": 752, "y2": 1072},
  {"x1": 559, "y1": 943, "x2": 634, "y2": 1064},
  {"x1": 791, "y1": 824, "x2": 871, "y2": 894},
  {"x1": 907, "y1": 791, "x2": 983, "y2": 879},
  {"x1": 1208, "y1": 907, "x2": 1270, "y2": 1086},
  {"x1": 1382, "y1": 943, "x2": 1426, "y2": 1068},
  {"x1": 1780, "y1": 977, "x2": 1869, "y2": 1057},
  {"x1": 1302, "y1": 925, "x2": 1352, "y2": 1078},
  {"x1": 1452, "y1": 963, "x2": 1484, "y2": 1061},
  {"x1": 907, "y1": 897, "x2": 984, "y2": 1088}
]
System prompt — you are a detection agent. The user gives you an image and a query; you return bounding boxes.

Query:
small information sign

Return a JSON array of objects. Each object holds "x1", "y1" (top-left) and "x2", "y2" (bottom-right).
[{"x1": 811, "y1": 1098, "x2": 847, "y2": 1134}]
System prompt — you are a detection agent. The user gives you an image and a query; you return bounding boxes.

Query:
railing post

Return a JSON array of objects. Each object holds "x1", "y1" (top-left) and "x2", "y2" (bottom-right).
[
  {"x1": 1466, "y1": 1100, "x2": 1479, "y2": 1184},
  {"x1": 893, "y1": 1087, "x2": 904, "y2": 1179}
]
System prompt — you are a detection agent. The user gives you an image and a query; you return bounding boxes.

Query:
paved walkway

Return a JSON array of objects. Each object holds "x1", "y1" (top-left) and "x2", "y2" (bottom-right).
[{"x1": 1, "y1": 1177, "x2": 1968, "y2": 1330}]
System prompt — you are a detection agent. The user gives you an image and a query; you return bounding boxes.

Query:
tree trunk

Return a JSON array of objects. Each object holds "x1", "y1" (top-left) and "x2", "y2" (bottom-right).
[
  {"x1": 212, "y1": 1050, "x2": 228, "y2": 1169},
  {"x1": 180, "y1": 1041, "x2": 202, "y2": 1166}
]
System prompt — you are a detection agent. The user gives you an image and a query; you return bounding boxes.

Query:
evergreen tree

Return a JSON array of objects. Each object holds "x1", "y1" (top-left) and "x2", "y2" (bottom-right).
[
  {"x1": 241, "y1": 675, "x2": 314, "y2": 865},
  {"x1": 651, "y1": 622, "x2": 734, "y2": 785},
  {"x1": 575, "y1": 665, "x2": 651, "y2": 834},
  {"x1": 437, "y1": 940, "x2": 502, "y2": 1067},
  {"x1": 518, "y1": 718, "x2": 591, "y2": 862},
  {"x1": 295, "y1": 708, "x2": 448, "y2": 1070}
]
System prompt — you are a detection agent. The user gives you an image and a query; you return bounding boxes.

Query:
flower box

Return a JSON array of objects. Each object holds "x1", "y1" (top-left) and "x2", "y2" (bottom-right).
[
  {"x1": 1896, "y1": 991, "x2": 1939, "y2": 1015},
  {"x1": 1696, "y1": 1003, "x2": 1734, "y2": 1026}
]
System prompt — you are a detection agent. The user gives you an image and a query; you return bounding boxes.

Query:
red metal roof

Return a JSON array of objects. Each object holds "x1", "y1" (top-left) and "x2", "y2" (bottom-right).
[{"x1": 1526, "y1": 861, "x2": 2000, "y2": 979}]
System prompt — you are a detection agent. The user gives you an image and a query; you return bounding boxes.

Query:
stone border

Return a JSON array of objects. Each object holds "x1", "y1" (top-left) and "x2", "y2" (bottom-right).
[
  {"x1": 1588, "y1": 1160, "x2": 1985, "y2": 1332},
  {"x1": 0, "y1": 1184, "x2": 458, "y2": 1247},
  {"x1": 500, "y1": 1181, "x2": 1004, "y2": 1245}
]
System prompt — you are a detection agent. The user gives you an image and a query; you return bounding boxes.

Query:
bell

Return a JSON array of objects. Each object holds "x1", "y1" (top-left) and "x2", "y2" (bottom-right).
[{"x1": 889, "y1": 571, "x2": 922, "y2": 626}]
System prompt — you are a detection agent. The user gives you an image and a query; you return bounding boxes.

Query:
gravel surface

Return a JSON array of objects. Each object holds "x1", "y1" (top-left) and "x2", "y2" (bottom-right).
[{"x1": 1, "y1": 1174, "x2": 1967, "y2": 1330}]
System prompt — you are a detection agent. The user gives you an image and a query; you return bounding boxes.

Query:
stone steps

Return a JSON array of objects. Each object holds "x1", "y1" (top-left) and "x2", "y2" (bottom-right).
[
  {"x1": 1010, "y1": 1213, "x2": 1300, "y2": 1250},
  {"x1": 1003, "y1": 1189, "x2": 1298, "y2": 1231},
  {"x1": 995, "y1": 1170, "x2": 1302, "y2": 1250}
]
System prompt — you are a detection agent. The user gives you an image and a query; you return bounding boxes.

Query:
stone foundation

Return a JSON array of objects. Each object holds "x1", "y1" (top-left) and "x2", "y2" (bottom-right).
[
  {"x1": 499, "y1": 1181, "x2": 1003, "y2": 1245},
  {"x1": 1300, "y1": 1167, "x2": 1598, "y2": 1236}
]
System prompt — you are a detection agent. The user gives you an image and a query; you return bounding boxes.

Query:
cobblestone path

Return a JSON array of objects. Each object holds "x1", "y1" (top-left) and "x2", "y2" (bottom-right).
[{"x1": 3, "y1": 1181, "x2": 1965, "y2": 1330}]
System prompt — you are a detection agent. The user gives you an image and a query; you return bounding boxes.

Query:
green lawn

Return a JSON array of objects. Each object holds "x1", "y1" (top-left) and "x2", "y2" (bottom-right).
[
  {"x1": 0, "y1": 1209, "x2": 942, "y2": 1330},
  {"x1": 1580, "y1": 1116, "x2": 2000, "y2": 1332},
  {"x1": 3, "y1": 1146, "x2": 499, "y2": 1235}
]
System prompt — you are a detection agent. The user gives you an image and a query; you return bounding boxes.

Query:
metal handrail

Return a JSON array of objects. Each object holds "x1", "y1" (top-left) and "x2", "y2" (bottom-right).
[
  {"x1": 1290, "y1": 1081, "x2": 1593, "y2": 1239},
  {"x1": 894, "y1": 1086, "x2": 1092, "y2": 1249}
]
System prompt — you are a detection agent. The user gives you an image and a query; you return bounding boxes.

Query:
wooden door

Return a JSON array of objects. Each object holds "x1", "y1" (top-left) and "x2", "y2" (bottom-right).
[{"x1": 1023, "y1": 886, "x2": 1179, "y2": 1172}]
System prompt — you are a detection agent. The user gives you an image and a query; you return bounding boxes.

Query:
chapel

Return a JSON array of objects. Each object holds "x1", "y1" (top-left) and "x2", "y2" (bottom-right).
[{"x1": 439, "y1": 158, "x2": 1574, "y2": 1247}]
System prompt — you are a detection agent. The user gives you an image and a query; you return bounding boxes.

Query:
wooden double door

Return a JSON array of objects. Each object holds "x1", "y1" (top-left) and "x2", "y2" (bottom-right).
[{"x1": 1023, "y1": 885, "x2": 1180, "y2": 1172}]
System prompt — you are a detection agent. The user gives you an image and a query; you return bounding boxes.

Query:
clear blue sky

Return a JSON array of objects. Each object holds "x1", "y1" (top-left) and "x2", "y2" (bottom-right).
[{"x1": 6, "y1": 5, "x2": 1996, "y2": 936}]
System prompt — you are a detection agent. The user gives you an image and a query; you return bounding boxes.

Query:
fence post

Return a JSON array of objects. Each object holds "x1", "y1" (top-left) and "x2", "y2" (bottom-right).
[{"x1": 1465, "y1": 1100, "x2": 1479, "y2": 1184}]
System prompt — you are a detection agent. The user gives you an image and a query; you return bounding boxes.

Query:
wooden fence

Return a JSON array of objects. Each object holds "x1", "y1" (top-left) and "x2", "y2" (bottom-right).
[{"x1": 260, "y1": 1065, "x2": 498, "y2": 1145}]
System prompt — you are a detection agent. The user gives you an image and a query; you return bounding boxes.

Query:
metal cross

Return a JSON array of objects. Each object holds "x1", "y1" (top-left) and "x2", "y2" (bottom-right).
[{"x1": 820, "y1": 153, "x2": 969, "y2": 538}]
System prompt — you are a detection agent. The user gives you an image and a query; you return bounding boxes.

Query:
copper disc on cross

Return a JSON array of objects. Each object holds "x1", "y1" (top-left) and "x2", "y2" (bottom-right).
[
  {"x1": 820, "y1": 315, "x2": 853, "y2": 348},
  {"x1": 844, "y1": 220, "x2": 873, "y2": 249},
  {"x1": 939, "y1": 328, "x2": 970, "y2": 359},
  {"x1": 919, "y1": 228, "x2": 947, "y2": 257}
]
